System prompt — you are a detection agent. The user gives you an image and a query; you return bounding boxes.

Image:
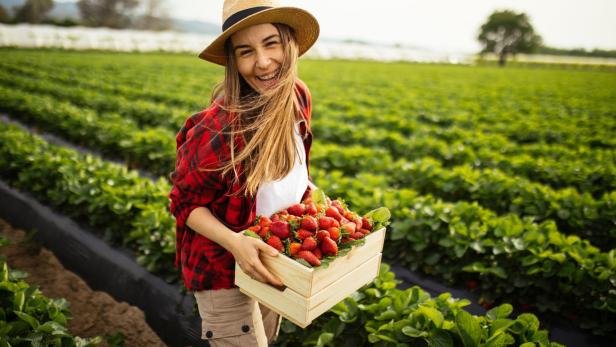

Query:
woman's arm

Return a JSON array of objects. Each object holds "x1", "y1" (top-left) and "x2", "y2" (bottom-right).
[{"x1": 186, "y1": 207, "x2": 284, "y2": 287}]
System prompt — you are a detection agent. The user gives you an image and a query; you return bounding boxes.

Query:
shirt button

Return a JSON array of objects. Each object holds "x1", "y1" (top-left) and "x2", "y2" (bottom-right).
[
  {"x1": 242, "y1": 325, "x2": 250, "y2": 333},
  {"x1": 206, "y1": 330, "x2": 213, "y2": 338}
]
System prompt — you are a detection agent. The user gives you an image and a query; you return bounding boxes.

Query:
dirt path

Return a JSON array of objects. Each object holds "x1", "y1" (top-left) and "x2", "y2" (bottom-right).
[{"x1": 0, "y1": 217, "x2": 168, "y2": 347}]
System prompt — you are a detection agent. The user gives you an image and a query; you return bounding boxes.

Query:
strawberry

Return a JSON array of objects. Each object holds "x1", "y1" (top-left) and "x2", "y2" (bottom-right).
[
  {"x1": 316, "y1": 230, "x2": 330, "y2": 242},
  {"x1": 361, "y1": 216, "x2": 372, "y2": 231},
  {"x1": 313, "y1": 247, "x2": 323, "y2": 260},
  {"x1": 271, "y1": 214, "x2": 281, "y2": 222},
  {"x1": 300, "y1": 216, "x2": 318, "y2": 231},
  {"x1": 340, "y1": 237, "x2": 351, "y2": 244},
  {"x1": 305, "y1": 203, "x2": 318, "y2": 216},
  {"x1": 321, "y1": 236, "x2": 338, "y2": 256},
  {"x1": 342, "y1": 222, "x2": 357, "y2": 234},
  {"x1": 302, "y1": 237, "x2": 317, "y2": 251},
  {"x1": 350, "y1": 232, "x2": 365, "y2": 239},
  {"x1": 318, "y1": 216, "x2": 337, "y2": 229},
  {"x1": 359, "y1": 228, "x2": 370, "y2": 235},
  {"x1": 343, "y1": 211, "x2": 355, "y2": 221},
  {"x1": 258, "y1": 216, "x2": 272, "y2": 228},
  {"x1": 332, "y1": 200, "x2": 345, "y2": 214},
  {"x1": 287, "y1": 203, "x2": 305, "y2": 216},
  {"x1": 279, "y1": 209, "x2": 289, "y2": 215},
  {"x1": 326, "y1": 206, "x2": 343, "y2": 221},
  {"x1": 327, "y1": 227, "x2": 340, "y2": 241},
  {"x1": 296, "y1": 229, "x2": 314, "y2": 240},
  {"x1": 267, "y1": 235, "x2": 284, "y2": 252},
  {"x1": 258, "y1": 226, "x2": 269, "y2": 239},
  {"x1": 288, "y1": 242, "x2": 302, "y2": 256},
  {"x1": 270, "y1": 221, "x2": 290, "y2": 239},
  {"x1": 297, "y1": 250, "x2": 321, "y2": 266},
  {"x1": 248, "y1": 225, "x2": 261, "y2": 233}
]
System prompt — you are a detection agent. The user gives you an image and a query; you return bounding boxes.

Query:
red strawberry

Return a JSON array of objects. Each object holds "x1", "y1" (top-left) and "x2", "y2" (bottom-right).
[
  {"x1": 270, "y1": 221, "x2": 290, "y2": 239},
  {"x1": 296, "y1": 229, "x2": 314, "y2": 240},
  {"x1": 361, "y1": 216, "x2": 372, "y2": 231},
  {"x1": 350, "y1": 232, "x2": 365, "y2": 239},
  {"x1": 302, "y1": 237, "x2": 317, "y2": 251},
  {"x1": 259, "y1": 216, "x2": 272, "y2": 228},
  {"x1": 342, "y1": 222, "x2": 357, "y2": 234},
  {"x1": 296, "y1": 250, "x2": 321, "y2": 266},
  {"x1": 288, "y1": 242, "x2": 302, "y2": 256},
  {"x1": 305, "y1": 203, "x2": 318, "y2": 216},
  {"x1": 258, "y1": 226, "x2": 269, "y2": 239},
  {"x1": 267, "y1": 235, "x2": 284, "y2": 252},
  {"x1": 316, "y1": 230, "x2": 330, "y2": 242},
  {"x1": 313, "y1": 247, "x2": 323, "y2": 260},
  {"x1": 359, "y1": 228, "x2": 370, "y2": 235},
  {"x1": 287, "y1": 203, "x2": 305, "y2": 217},
  {"x1": 332, "y1": 200, "x2": 345, "y2": 214},
  {"x1": 279, "y1": 209, "x2": 289, "y2": 215},
  {"x1": 327, "y1": 227, "x2": 340, "y2": 241},
  {"x1": 318, "y1": 216, "x2": 336, "y2": 229},
  {"x1": 300, "y1": 216, "x2": 318, "y2": 231},
  {"x1": 340, "y1": 237, "x2": 351, "y2": 244},
  {"x1": 344, "y1": 211, "x2": 355, "y2": 221},
  {"x1": 321, "y1": 236, "x2": 338, "y2": 256},
  {"x1": 248, "y1": 225, "x2": 261, "y2": 233},
  {"x1": 326, "y1": 206, "x2": 343, "y2": 221},
  {"x1": 271, "y1": 214, "x2": 281, "y2": 222}
]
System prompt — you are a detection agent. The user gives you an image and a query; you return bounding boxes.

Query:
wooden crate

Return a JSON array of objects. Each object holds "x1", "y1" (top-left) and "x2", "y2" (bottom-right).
[{"x1": 235, "y1": 227, "x2": 386, "y2": 328}]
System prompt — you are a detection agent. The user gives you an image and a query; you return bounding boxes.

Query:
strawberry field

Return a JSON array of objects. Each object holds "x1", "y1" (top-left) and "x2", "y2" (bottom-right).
[{"x1": 0, "y1": 48, "x2": 615, "y2": 346}]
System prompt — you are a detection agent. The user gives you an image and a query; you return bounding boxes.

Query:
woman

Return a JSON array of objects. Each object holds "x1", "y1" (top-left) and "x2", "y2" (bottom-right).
[{"x1": 168, "y1": 1, "x2": 319, "y2": 346}]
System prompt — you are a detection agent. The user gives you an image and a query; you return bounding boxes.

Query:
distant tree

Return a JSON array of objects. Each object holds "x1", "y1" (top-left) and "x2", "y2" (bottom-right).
[
  {"x1": 0, "y1": 5, "x2": 9, "y2": 23},
  {"x1": 478, "y1": 10, "x2": 542, "y2": 66},
  {"x1": 133, "y1": 0, "x2": 171, "y2": 31},
  {"x1": 14, "y1": 0, "x2": 54, "y2": 24},
  {"x1": 78, "y1": 0, "x2": 139, "y2": 29}
]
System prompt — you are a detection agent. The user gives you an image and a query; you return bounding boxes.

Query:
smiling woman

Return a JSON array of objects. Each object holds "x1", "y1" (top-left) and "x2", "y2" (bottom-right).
[{"x1": 167, "y1": 1, "x2": 320, "y2": 346}]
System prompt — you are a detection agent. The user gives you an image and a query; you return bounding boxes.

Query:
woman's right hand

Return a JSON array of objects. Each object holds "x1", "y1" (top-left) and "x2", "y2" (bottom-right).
[{"x1": 228, "y1": 233, "x2": 284, "y2": 287}]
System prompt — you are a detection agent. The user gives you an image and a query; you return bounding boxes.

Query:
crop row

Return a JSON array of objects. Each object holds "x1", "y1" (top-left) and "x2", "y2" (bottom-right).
[
  {"x1": 0, "y1": 255, "x2": 101, "y2": 346},
  {"x1": 2, "y1": 68, "x2": 613, "y2": 200},
  {"x1": 1, "y1": 120, "x2": 613, "y2": 335},
  {"x1": 311, "y1": 169, "x2": 616, "y2": 336},
  {"x1": 3, "y1": 84, "x2": 611, "y2": 249},
  {"x1": 2, "y1": 61, "x2": 613, "y2": 175}
]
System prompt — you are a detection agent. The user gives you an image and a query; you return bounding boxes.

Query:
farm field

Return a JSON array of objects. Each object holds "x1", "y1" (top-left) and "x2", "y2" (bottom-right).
[{"x1": 0, "y1": 48, "x2": 614, "y2": 346}]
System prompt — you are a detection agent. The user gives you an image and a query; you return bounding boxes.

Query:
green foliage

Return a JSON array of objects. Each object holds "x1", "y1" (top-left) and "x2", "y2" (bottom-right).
[
  {"x1": 0, "y1": 260, "x2": 102, "y2": 346},
  {"x1": 277, "y1": 263, "x2": 564, "y2": 347}
]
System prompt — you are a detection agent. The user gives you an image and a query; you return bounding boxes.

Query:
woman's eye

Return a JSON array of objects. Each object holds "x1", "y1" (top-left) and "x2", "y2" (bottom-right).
[
  {"x1": 266, "y1": 41, "x2": 280, "y2": 47},
  {"x1": 239, "y1": 50, "x2": 252, "y2": 57}
]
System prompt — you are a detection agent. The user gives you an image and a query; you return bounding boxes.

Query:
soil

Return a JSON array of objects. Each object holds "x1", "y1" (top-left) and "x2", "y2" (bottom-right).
[{"x1": 0, "y1": 217, "x2": 168, "y2": 347}]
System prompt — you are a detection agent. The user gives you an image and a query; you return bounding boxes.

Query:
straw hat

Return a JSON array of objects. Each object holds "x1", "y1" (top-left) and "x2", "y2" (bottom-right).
[{"x1": 199, "y1": 0, "x2": 320, "y2": 65}]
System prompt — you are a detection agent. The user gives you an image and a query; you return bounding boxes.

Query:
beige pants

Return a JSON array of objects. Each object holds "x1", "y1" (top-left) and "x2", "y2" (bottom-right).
[{"x1": 194, "y1": 288, "x2": 282, "y2": 347}]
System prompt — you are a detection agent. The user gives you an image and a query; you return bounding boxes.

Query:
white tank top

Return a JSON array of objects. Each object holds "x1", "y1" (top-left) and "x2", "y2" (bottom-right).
[{"x1": 256, "y1": 121, "x2": 309, "y2": 217}]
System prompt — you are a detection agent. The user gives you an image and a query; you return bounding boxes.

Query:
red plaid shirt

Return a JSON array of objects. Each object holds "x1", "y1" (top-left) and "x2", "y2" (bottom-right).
[{"x1": 169, "y1": 80, "x2": 313, "y2": 291}]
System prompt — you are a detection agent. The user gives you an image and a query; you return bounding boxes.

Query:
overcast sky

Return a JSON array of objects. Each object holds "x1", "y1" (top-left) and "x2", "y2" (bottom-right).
[{"x1": 170, "y1": 0, "x2": 616, "y2": 53}]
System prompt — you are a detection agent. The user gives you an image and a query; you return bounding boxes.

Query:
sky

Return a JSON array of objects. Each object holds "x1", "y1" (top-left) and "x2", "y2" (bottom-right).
[{"x1": 170, "y1": 0, "x2": 616, "y2": 53}]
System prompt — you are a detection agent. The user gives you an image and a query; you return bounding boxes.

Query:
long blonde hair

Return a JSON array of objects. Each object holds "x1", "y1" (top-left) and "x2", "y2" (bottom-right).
[{"x1": 205, "y1": 23, "x2": 302, "y2": 197}]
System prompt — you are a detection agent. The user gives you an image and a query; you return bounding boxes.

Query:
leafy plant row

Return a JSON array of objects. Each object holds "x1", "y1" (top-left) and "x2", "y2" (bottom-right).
[
  {"x1": 0, "y1": 255, "x2": 101, "y2": 346},
  {"x1": 0, "y1": 121, "x2": 177, "y2": 282},
  {"x1": 0, "y1": 121, "x2": 564, "y2": 345},
  {"x1": 277, "y1": 263, "x2": 564, "y2": 347},
  {"x1": 0, "y1": 61, "x2": 208, "y2": 111},
  {"x1": 0, "y1": 84, "x2": 176, "y2": 177},
  {"x1": 0, "y1": 70, "x2": 188, "y2": 131},
  {"x1": 311, "y1": 140, "x2": 615, "y2": 250},
  {"x1": 312, "y1": 117, "x2": 615, "y2": 197},
  {"x1": 3, "y1": 61, "x2": 612, "y2": 183},
  {"x1": 310, "y1": 169, "x2": 616, "y2": 336}
]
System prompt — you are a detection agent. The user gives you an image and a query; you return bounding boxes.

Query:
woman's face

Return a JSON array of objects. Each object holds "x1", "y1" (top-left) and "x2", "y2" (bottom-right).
[{"x1": 230, "y1": 23, "x2": 284, "y2": 93}]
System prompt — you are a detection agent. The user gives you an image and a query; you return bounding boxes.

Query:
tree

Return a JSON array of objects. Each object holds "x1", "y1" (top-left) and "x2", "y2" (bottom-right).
[
  {"x1": 477, "y1": 10, "x2": 542, "y2": 66},
  {"x1": 14, "y1": 0, "x2": 54, "y2": 24},
  {"x1": 78, "y1": 0, "x2": 139, "y2": 29},
  {"x1": 0, "y1": 5, "x2": 9, "y2": 23},
  {"x1": 133, "y1": 0, "x2": 171, "y2": 31}
]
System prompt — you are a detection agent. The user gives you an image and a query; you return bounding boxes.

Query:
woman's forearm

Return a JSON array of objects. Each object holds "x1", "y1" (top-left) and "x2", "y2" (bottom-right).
[{"x1": 186, "y1": 207, "x2": 240, "y2": 252}]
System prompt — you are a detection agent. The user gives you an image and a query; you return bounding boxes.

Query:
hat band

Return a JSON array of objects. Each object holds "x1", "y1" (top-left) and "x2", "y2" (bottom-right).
[{"x1": 222, "y1": 6, "x2": 273, "y2": 32}]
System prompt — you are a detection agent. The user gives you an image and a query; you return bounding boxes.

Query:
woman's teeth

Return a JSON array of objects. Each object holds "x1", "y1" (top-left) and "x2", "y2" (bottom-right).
[{"x1": 257, "y1": 71, "x2": 278, "y2": 81}]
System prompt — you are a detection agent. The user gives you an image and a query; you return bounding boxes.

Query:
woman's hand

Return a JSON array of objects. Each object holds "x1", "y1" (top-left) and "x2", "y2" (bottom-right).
[{"x1": 228, "y1": 233, "x2": 284, "y2": 287}]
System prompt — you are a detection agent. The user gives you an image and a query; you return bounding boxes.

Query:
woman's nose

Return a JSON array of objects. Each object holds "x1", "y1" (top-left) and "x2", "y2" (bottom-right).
[{"x1": 255, "y1": 50, "x2": 271, "y2": 69}]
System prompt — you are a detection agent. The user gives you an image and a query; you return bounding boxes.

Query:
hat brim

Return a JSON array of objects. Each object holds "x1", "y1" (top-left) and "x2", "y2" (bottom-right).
[{"x1": 198, "y1": 7, "x2": 320, "y2": 66}]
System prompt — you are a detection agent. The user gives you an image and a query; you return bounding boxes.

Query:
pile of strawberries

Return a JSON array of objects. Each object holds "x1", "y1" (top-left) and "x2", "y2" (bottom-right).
[{"x1": 245, "y1": 194, "x2": 374, "y2": 267}]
